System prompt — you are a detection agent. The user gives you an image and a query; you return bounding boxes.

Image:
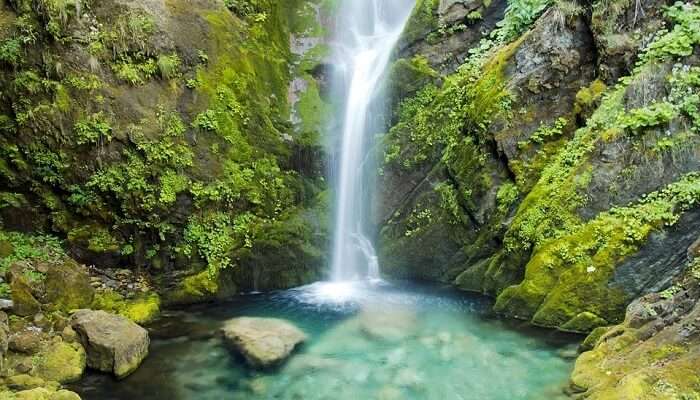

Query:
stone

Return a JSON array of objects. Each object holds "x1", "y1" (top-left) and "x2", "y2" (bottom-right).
[
  {"x1": 0, "y1": 299, "x2": 14, "y2": 311},
  {"x1": 8, "y1": 330, "x2": 42, "y2": 354},
  {"x1": 32, "y1": 314, "x2": 52, "y2": 332},
  {"x1": 71, "y1": 310, "x2": 149, "y2": 379},
  {"x1": 61, "y1": 326, "x2": 78, "y2": 343},
  {"x1": 15, "y1": 388, "x2": 52, "y2": 400},
  {"x1": 221, "y1": 317, "x2": 306, "y2": 368},
  {"x1": 32, "y1": 338, "x2": 86, "y2": 383},
  {"x1": 15, "y1": 359, "x2": 33, "y2": 373},
  {"x1": 44, "y1": 260, "x2": 94, "y2": 313},
  {"x1": 50, "y1": 390, "x2": 82, "y2": 400},
  {"x1": 9, "y1": 274, "x2": 41, "y2": 317},
  {"x1": 358, "y1": 306, "x2": 416, "y2": 342},
  {"x1": 6, "y1": 374, "x2": 46, "y2": 391}
]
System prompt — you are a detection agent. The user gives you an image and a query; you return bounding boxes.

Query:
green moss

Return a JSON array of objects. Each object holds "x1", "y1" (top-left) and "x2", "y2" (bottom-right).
[
  {"x1": 400, "y1": 0, "x2": 439, "y2": 46},
  {"x1": 92, "y1": 290, "x2": 160, "y2": 324},
  {"x1": 574, "y1": 79, "x2": 607, "y2": 116},
  {"x1": 66, "y1": 225, "x2": 120, "y2": 253},
  {"x1": 648, "y1": 344, "x2": 687, "y2": 362},
  {"x1": 580, "y1": 326, "x2": 611, "y2": 351},
  {"x1": 294, "y1": 78, "x2": 331, "y2": 143},
  {"x1": 32, "y1": 340, "x2": 86, "y2": 384},
  {"x1": 165, "y1": 269, "x2": 224, "y2": 305},
  {"x1": 44, "y1": 259, "x2": 94, "y2": 313},
  {"x1": 560, "y1": 311, "x2": 608, "y2": 333},
  {"x1": 388, "y1": 56, "x2": 439, "y2": 101},
  {"x1": 496, "y1": 173, "x2": 700, "y2": 330}
]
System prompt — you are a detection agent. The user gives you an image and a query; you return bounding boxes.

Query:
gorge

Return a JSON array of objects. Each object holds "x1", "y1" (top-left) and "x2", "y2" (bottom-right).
[{"x1": 0, "y1": 0, "x2": 699, "y2": 399}]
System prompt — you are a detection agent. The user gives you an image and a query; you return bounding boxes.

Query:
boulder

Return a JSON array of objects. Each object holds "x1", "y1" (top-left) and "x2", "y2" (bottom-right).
[
  {"x1": 5, "y1": 374, "x2": 51, "y2": 391},
  {"x1": 44, "y1": 260, "x2": 94, "y2": 313},
  {"x1": 32, "y1": 338, "x2": 86, "y2": 383},
  {"x1": 12, "y1": 388, "x2": 82, "y2": 400},
  {"x1": 8, "y1": 273, "x2": 40, "y2": 317},
  {"x1": 70, "y1": 310, "x2": 149, "y2": 379},
  {"x1": 8, "y1": 330, "x2": 42, "y2": 354},
  {"x1": 221, "y1": 317, "x2": 306, "y2": 368}
]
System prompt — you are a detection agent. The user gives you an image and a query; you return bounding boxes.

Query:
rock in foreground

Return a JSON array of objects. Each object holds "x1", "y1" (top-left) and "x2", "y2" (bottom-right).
[
  {"x1": 71, "y1": 310, "x2": 149, "y2": 379},
  {"x1": 221, "y1": 317, "x2": 307, "y2": 368}
]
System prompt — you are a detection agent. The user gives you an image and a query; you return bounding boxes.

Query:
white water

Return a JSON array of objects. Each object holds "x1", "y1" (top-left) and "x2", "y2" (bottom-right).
[{"x1": 330, "y1": 0, "x2": 415, "y2": 282}]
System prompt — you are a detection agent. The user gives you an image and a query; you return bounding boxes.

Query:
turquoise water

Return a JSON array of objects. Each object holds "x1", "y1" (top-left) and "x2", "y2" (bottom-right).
[{"x1": 73, "y1": 282, "x2": 579, "y2": 400}]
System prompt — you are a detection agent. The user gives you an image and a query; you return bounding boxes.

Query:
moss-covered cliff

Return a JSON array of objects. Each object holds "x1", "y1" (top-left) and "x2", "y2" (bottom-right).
[
  {"x1": 379, "y1": 0, "x2": 700, "y2": 334},
  {"x1": 380, "y1": 0, "x2": 700, "y2": 397},
  {"x1": 0, "y1": 0, "x2": 334, "y2": 302}
]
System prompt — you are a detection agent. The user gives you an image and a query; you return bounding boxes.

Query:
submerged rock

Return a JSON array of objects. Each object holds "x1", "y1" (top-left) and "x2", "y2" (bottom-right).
[
  {"x1": 71, "y1": 310, "x2": 149, "y2": 379},
  {"x1": 221, "y1": 317, "x2": 306, "y2": 368},
  {"x1": 358, "y1": 306, "x2": 416, "y2": 342}
]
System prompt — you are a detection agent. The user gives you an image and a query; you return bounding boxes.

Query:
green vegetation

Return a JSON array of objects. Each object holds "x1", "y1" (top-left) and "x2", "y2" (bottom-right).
[
  {"x1": 0, "y1": 0, "x2": 328, "y2": 295},
  {"x1": 74, "y1": 113, "x2": 113, "y2": 145},
  {"x1": 92, "y1": 290, "x2": 161, "y2": 324},
  {"x1": 517, "y1": 117, "x2": 568, "y2": 149},
  {"x1": 157, "y1": 54, "x2": 181, "y2": 80},
  {"x1": 0, "y1": 231, "x2": 65, "y2": 273},
  {"x1": 489, "y1": 2, "x2": 700, "y2": 329}
]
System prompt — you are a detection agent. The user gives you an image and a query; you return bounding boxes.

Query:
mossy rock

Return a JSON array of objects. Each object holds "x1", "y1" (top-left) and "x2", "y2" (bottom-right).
[
  {"x1": 579, "y1": 326, "x2": 611, "y2": 352},
  {"x1": 9, "y1": 278, "x2": 40, "y2": 318},
  {"x1": 32, "y1": 339, "x2": 86, "y2": 384},
  {"x1": 560, "y1": 311, "x2": 609, "y2": 333},
  {"x1": 163, "y1": 269, "x2": 235, "y2": 306},
  {"x1": 92, "y1": 291, "x2": 160, "y2": 325},
  {"x1": 14, "y1": 388, "x2": 53, "y2": 400},
  {"x1": 4, "y1": 375, "x2": 47, "y2": 391},
  {"x1": 8, "y1": 388, "x2": 80, "y2": 400},
  {"x1": 44, "y1": 261, "x2": 94, "y2": 313},
  {"x1": 0, "y1": 241, "x2": 14, "y2": 259}
]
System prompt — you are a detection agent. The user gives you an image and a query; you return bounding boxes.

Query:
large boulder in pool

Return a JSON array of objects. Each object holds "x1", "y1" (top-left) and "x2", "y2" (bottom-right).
[
  {"x1": 71, "y1": 310, "x2": 149, "y2": 378},
  {"x1": 221, "y1": 317, "x2": 307, "y2": 368}
]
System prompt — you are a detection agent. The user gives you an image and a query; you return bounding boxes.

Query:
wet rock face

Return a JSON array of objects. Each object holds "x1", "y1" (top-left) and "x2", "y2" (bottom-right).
[
  {"x1": 378, "y1": 8, "x2": 597, "y2": 285},
  {"x1": 400, "y1": 0, "x2": 508, "y2": 73},
  {"x1": 221, "y1": 317, "x2": 307, "y2": 368},
  {"x1": 71, "y1": 310, "x2": 150, "y2": 379}
]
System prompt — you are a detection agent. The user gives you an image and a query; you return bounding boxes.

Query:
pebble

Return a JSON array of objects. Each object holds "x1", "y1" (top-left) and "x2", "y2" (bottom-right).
[{"x1": 0, "y1": 299, "x2": 14, "y2": 311}]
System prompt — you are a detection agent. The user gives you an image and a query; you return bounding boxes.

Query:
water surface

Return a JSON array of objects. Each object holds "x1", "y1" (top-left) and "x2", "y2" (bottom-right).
[{"x1": 73, "y1": 282, "x2": 579, "y2": 400}]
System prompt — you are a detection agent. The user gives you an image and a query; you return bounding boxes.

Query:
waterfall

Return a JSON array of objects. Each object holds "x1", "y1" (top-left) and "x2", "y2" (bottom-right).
[{"x1": 330, "y1": 0, "x2": 415, "y2": 282}]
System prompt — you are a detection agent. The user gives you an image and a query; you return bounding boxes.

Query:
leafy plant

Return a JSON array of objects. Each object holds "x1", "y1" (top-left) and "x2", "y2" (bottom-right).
[
  {"x1": 193, "y1": 110, "x2": 219, "y2": 132},
  {"x1": 157, "y1": 54, "x2": 181, "y2": 80},
  {"x1": 618, "y1": 102, "x2": 677, "y2": 133},
  {"x1": 74, "y1": 113, "x2": 113, "y2": 145}
]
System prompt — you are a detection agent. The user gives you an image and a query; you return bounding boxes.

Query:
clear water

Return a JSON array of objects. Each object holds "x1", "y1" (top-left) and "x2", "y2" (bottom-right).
[
  {"x1": 330, "y1": 0, "x2": 415, "y2": 281},
  {"x1": 72, "y1": 282, "x2": 579, "y2": 400}
]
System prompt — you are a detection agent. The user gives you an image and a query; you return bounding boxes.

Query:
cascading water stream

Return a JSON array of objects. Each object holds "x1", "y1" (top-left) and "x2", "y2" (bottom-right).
[{"x1": 330, "y1": 0, "x2": 415, "y2": 282}]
